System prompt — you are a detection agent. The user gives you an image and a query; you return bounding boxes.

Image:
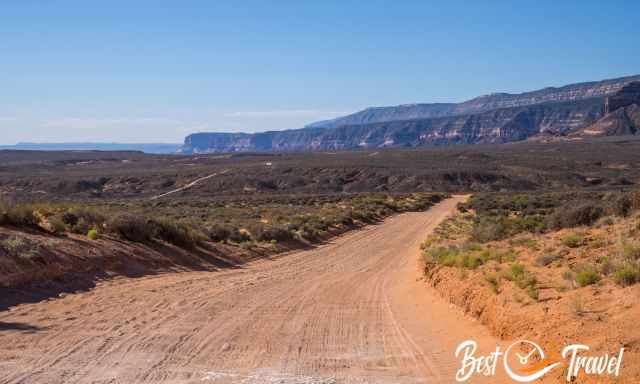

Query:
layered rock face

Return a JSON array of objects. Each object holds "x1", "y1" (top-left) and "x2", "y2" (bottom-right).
[
  {"x1": 579, "y1": 82, "x2": 640, "y2": 137},
  {"x1": 604, "y1": 82, "x2": 640, "y2": 114},
  {"x1": 309, "y1": 75, "x2": 640, "y2": 129},
  {"x1": 181, "y1": 74, "x2": 640, "y2": 153}
]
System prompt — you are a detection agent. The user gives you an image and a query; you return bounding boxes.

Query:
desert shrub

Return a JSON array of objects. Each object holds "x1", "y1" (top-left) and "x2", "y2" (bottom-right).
[
  {"x1": 228, "y1": 228, "x2": 251, "y2": 243},
  {"x1": 484, "y1": 274, "x2": 500, "y2": 294},
  {"x1": 0, "y1": 203, "x2": 39, "y2": 228},
  {"x1": 502, "y1": 263, "x2": 538, "y2": 298},
  {"x1": 107, "y1": 214, "x2": 154, "y2": 242},
  {"x1": 613, "y1": 264, "x2": 640, "y2": 287},
  {"x1": 426, "y1": 243, "x2": 512, "y2": 269},
  {"x1": 65, "y1": 208, "x2": 105, "y2": 234},
  {"x1": 61, "y1": 211, "x2": 79, "y2": 226},
  {"x1": 621, "y1": 243, "x2": 640, "y2": 261},
  {"x1": 48, "y1": 214, "x2": 67, "y2": 235},
  {"x1": 575, "y1": 267, "x2": 600, "y2": 287},
  {"x1": 207, "y1": 223, "x2": 232, "y2": 242},
  {"x1": 571, "y1": 295, "x2": 585, "y2": 316},
  {"x1": 562, "y1": 234, "x2": 584, "y2": 248},
  {"x1": 502, "y1": 263, "x2": 526, "y2": 283},
  {"x1": 459, "y1": 253, "x2": 483, "y2": 269},
  {"x1": 525, "y1": 285, "x2": 539, "y2": 300},
  {"x1": 350, "y1": 209, "x2": 377, "y2": 224},
  {"x1": 152, "y1": 219, "x2": 201, "y2": 249},
  {"x1": 470, "y1": 217, "x2": 508, "y2": 242},
  {"x1": 598, "y1": 256, "x2": 615, "y2": 275},
  {"x1": 512, "y1": 215, "x2": 547, "y2": 233},
  {"x1": 478, "y1": 248, "x2": 516, "y2": 264},
  {"x1": 547, "y1": 201, "x2": 605, "y2": 229},
  {"x1": 426, "y1": 246, "x2": 460, "y2": 267},
  {"x1": 535, "y1": 253, "x2": 561, "y2": 267},
  {"x1": 1, "y1": 235, "x2": 27, "y2": 251},
  {"x1": 87, "y1": 229, "x2": 99, "y2": 240},
  {"x1": 0, "y1": 235, "x2": 39, "y2": 259},
  {"x1": 251, "y1": 225, "x2": 293, "y2": 242},
  {"x1": 608, "y1": 194, "x2": 633, "y2": 217},
  {"x1": 509, "y1": 237, "x2": 538, "y2": 249}
]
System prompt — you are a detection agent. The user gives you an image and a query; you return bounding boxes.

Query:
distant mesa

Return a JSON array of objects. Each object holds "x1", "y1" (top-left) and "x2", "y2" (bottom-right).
[{"x1": 180, "y1": 74, "x2": 640, "y2": 154}]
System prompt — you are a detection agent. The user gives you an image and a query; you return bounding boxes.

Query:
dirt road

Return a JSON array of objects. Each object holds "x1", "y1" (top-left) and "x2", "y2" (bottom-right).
[
  {"x1": 150, "y1": 170, "x2": 228, "y2": 200},
  {"x1": 0, "y1": 197, "x2": 502, "y2": 384}
]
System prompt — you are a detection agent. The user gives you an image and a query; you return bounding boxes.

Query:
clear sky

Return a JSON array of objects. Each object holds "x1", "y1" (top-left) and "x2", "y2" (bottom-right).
[{"x1": 1, "y1": 0, "x2": 639, "y2": 144}]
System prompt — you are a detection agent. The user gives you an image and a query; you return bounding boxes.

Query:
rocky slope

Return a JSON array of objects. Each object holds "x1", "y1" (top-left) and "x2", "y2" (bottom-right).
[
  {"x1": 181, "y1": 74, "x2": 640, "y2": 153},
  {"x1": 575, "y1": 82, "x2": 640, "y2": 137}
]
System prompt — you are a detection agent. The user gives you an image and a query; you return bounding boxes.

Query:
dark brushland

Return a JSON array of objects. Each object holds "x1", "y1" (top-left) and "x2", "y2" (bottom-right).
[
  {"x1": 182, "y1": 74, "x2": 640, "y2": 153},
  {"x1": 3, "y1": 137, "x2": 640, "y2": 203}
]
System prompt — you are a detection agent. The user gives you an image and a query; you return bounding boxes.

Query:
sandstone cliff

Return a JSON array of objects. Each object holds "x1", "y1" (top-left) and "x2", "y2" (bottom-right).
[{"x1": 181, "y1": 74, "x2": 640, "y2": 153}]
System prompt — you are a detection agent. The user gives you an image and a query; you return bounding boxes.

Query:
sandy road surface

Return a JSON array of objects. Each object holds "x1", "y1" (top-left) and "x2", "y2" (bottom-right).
[{"x1": 0, "y1": 197, "x2": 503, "y2": 384}]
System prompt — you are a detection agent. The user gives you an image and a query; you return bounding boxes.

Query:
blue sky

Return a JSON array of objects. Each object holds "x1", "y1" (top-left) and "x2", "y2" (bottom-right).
[{"x1": 1, "y1": 0, "x2": 639, "y2": 144}]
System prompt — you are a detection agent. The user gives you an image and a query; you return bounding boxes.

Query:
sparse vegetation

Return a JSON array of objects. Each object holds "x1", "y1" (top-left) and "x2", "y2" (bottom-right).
[
  {"x1": 535, "y1": 253, "x2": 561, "y2": 267},
  {"x1": 547, "y1": 201, "x2": 605, "y2": 229},
  {"x1": 107, "y1": 214, "x2": 154, "y2": 243},
  {"x1": 571, "y1": 295, "x2": 586, "y2": 316},
  {"x1": 0, "y1": 235, "x2": 39, "y2": 260},
  {"x1": 575, "y1": 267, "x2": 601, "y2": 287},
  {"x1": 613, "y1": 264, "x2": 640, "y2": 287},
  {"x1": 484, "y1": 274, "x2": 500, "y2": 294},
  {"x1": 562, "y1": 233, "x2": 584, "y2": 248}
]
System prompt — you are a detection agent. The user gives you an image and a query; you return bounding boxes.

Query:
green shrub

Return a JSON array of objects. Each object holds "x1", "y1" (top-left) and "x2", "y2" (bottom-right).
[
  {"x1": 575, "y1": 267, "x2": 600, "y2": 287},
  {"x1": 427, "y1": 246, "x2": 460, "y2": 267},
  {"x1": 547, "y1": 201, "x2": 605, "y2": 229},
  {"x1": 503, "y1": 263, "x2": 525, "y2": 281},
  {"x1": 510, "y1": 237, "x2": 538, "y2": 249},
  {"x1": 65, "y1": 208, "x2": 105, "y2": 234},
  {"x1": 484, "y1": 274, "x2": 500, "y2": 294},
  {"x1": 152, "y1": 219, "x2": 201, "y2": 249},
  {"x1": 502, "y1": 263, "x2": 538, "y2": 298},
  {"x1": 0, "y1": 203, "x2": 39, "y2": 228},
  {"x1": 621, "y1": 243, "x2": 640, "y2": 261},
  {"x1": 2, "y1": 235, "x2": 27, "y2": 251},
  {"x1": 479, "y1": 248, "x2": 516, "y2": 264},
  {"x1": 459, "y1": 253, "x2": 483, "y2": 269},
  {"x1": 613, "y1": 264, "x2": 640, "y2": 287},
  {"x1": 598, "y1": 256, "x2": 615, "y2": 275},
  {"x1": 512, "y1": 215, "x2": 546, "y2": 233},
  {"x1": 48, "y1": 214, "x2": 67, "y2": 235},
  {"x1": 526, "y1": 285, "x2": 539, "y2": 300},
  {"x1": 1, "y1": 235, "x2": 39, "y2": 259},
  {"x1": 470, "y1": 217, "x2": 508, "y2": 243},
  {"x1": 107, "y1": 214, "x2": 153, "y2": 242},
  {"x1": 562, "y1": 234, "x2": 584, "y2": 248},
  {"x1": 87, "y1": 229, "x2": 99, "y2": 240},
  {"x1": 251, "y1": 224, "x2": 293, "y2": 242}
]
